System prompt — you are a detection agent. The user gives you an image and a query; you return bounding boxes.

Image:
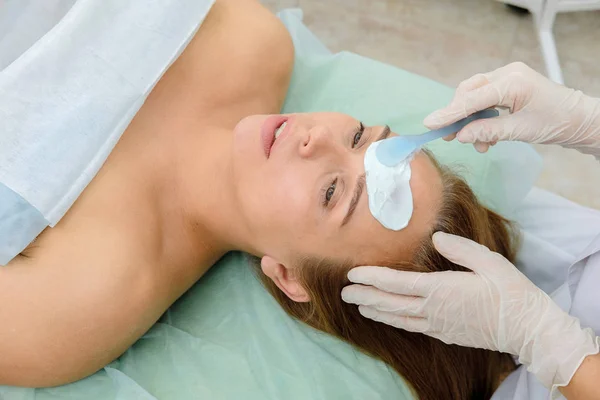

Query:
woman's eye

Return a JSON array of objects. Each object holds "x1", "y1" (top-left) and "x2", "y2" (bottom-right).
[
  {"x1": 352, "y1": 122, "x2": 365, "y2": 148},
  {"x1": 323, "y1": 179, "x2": 337, "y2": 206}
]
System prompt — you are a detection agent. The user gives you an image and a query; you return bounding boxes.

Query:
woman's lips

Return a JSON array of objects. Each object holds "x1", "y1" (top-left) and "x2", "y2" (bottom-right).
[
  {"x1": 269, "y1": 117, "x2": 291, "y2": 156},
  {"x1": 261, "y1": 115, "x2": 289, "y2": 158}
]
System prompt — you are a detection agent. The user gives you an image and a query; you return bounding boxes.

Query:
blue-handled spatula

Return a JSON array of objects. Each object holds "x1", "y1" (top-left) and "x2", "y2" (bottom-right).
[{"x1": 376, "y1": 108, "x2": 500, "y2": 167}]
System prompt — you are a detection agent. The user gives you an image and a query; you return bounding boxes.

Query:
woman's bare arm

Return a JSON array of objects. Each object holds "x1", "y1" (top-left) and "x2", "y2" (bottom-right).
[{"x1": 0, "y1": 225, "x2": 162, "y2": 387}]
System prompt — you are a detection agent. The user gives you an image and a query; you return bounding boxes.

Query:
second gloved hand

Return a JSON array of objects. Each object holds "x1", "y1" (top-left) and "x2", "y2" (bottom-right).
[
  {"x1": 341, "y1": 231, "x2": 599, "y2": 392},
  {"x1": 424, "y1": 62, "x2": 600, "y2": 155}
]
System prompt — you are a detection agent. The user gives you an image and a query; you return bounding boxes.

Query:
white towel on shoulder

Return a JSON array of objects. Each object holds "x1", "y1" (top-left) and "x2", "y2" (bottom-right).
[{"x1": 0, "y1": 0, "x2": 215, "y2": 264}]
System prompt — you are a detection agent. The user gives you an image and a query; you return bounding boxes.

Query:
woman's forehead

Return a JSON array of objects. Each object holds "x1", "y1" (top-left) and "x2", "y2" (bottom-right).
[{"x1": 350, "y1": 151, "x2": 443, "y2": 265}]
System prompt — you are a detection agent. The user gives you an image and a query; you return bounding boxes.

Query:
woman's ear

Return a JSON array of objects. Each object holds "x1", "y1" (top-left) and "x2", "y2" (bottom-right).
[{"x1": 261, "y1": 256, "x2": 310, "y2": 302}]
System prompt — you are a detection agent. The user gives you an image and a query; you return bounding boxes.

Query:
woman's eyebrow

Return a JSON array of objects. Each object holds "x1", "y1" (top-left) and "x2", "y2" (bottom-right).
[
  {"x1": 341, "y1": 174, "x2": 365, "y2": 227},
  {"x1": 376, "y1": 125, "x2": 391, "y2": 142}
]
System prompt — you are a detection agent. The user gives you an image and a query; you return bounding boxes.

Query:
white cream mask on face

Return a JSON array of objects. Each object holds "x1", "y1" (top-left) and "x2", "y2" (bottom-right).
[{"x1": 364, "y1": 140, "x2": 414, "y2": 231}]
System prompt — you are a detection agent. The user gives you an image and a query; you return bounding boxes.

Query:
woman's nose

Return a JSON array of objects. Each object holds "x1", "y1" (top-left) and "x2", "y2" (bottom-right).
[{"x1": 299, "y1": 125, "x2": 332, "y2": 159}]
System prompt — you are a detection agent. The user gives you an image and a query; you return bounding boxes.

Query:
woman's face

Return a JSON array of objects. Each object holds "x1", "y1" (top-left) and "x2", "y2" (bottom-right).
[{"x1": 232, "y1": 112, "x2": 443, "y2": 289}]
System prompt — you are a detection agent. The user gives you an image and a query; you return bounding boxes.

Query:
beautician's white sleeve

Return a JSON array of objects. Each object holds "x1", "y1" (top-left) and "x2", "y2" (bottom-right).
[{"x1": 493, "y1": 188, "x2": 600, "y2": 400}]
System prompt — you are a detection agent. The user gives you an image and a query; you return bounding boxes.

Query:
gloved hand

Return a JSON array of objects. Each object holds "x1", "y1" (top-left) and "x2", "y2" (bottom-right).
[
  {"x1": 424, "y1": 62, "x2": 600, "y2": 155},
  {"x1": 341, "y1": 231, "x2": 600, "y2": 394}
]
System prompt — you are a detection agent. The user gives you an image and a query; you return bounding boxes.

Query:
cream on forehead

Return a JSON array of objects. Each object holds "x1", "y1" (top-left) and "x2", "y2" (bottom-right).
[{"x1": 364, "y1": 140, "x2": 414, "y2": 231}]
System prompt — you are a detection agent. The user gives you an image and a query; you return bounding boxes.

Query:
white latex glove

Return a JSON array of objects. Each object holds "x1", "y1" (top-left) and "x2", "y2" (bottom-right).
[
  {"x1": 341, "y1": 232, "x2": 600, "y2": 394},
  {"x1": 424, "y1": 62, "x2": 600, "y2": 155}
]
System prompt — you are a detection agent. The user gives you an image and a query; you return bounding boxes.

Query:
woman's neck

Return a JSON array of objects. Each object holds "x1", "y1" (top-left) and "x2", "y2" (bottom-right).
[{"x1": 156, "y1": 124, "x2": 256, "y2": 269}]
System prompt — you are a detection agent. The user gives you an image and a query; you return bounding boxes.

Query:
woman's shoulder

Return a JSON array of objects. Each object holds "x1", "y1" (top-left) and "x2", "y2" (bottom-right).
[
  {"x1": 207, "y1": 0, "x2": 294, "y2": 68},
  {"x1": 175, "y1": 0, "x2": 295, "y2": 117}
]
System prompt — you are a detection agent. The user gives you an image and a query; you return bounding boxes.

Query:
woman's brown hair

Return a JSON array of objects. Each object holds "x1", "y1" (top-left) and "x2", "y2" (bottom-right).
[{"x1": 249, "y1": 158, "x2": 518, "y2": 399}]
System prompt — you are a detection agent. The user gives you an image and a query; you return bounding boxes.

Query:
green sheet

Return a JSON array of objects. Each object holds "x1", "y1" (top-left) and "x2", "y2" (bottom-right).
[{"x1": 0, "y1": 8, "x2": 541, "y2": 400}]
